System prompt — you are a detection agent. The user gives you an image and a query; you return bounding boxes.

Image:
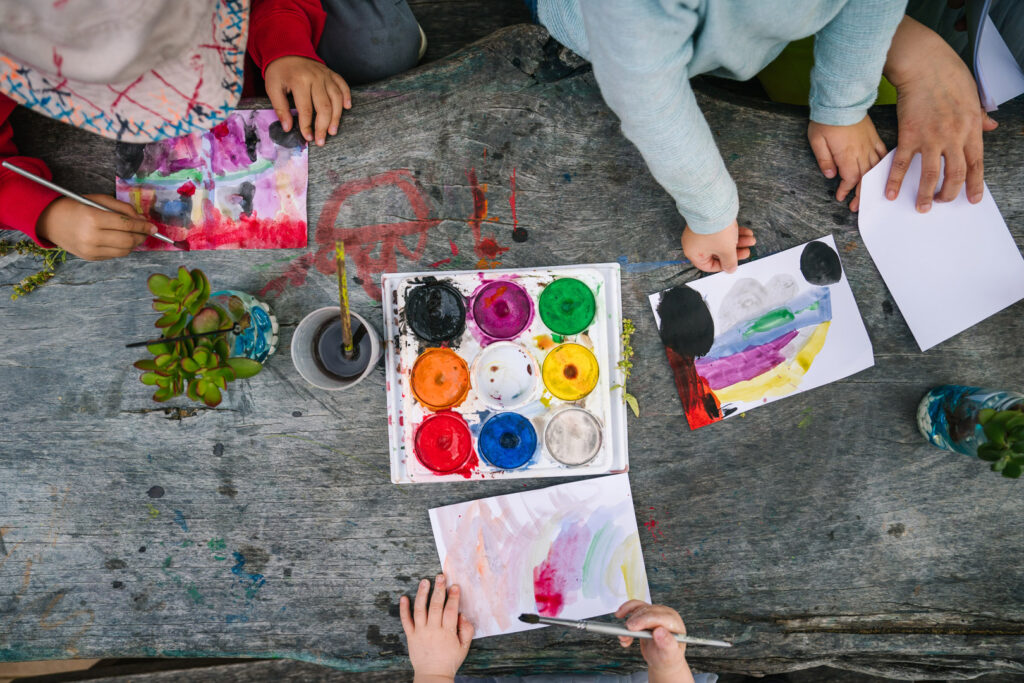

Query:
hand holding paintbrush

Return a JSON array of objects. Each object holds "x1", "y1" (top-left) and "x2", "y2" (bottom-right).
[{"x1": 1, "y1": 160, "x2": 187, "y2": 259}]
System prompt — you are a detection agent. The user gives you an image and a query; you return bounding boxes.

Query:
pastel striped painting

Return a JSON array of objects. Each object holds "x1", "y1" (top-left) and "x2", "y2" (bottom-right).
[
  {"x1": 429, "y1": 473, "x2": 649, "y2": 638},
  {"x1": 115, "y1": 109, "x2": 308, "y2": 251},
  {"x1": 649, "y1": 236, "x2": 873, "y2": 430}
]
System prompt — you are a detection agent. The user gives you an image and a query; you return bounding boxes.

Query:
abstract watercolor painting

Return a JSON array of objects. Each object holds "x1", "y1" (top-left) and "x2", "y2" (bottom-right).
[
  {"x1": 649, "y1": 235, "x2": 873, "y2": 429},
  {"x1": 115, "y1": 109, "x2": 308, "y2": 250},
  {"x1": 429, "y1": 473, "x2": 649, "y2": 638}
]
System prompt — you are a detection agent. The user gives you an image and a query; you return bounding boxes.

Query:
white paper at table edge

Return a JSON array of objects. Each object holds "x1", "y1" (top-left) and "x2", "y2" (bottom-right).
[
  {"x1": 976, "y1": 15, "x2": 1024, "y2": 111},
  {"x1": 857, "y1": 150, "x2": 1024, "y2": 351}
]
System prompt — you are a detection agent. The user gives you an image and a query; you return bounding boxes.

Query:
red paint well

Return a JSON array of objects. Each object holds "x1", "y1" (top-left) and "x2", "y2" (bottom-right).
[{"x1": 414, "y1": 412, "x2": 474, "y2": 474}]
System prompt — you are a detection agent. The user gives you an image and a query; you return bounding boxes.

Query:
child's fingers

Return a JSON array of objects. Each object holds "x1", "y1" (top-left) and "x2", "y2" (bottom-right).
[
  {"x1": 614, "y1": 600, "x2": 651, "y2": 619},
  {"x1": 413, "y1": 578, "x2": 430, "y2": 627},
  {"x1": 332, "y1": 72, "x2": 352, "y2": 110},
  {"x1": 850, "y1": 180, "x2": 862, "y2": 213},
  {"x1": 618, "y1": 636, "x2": 633, "y2": 648},
  {"x1": 808, "y1": 134, "x2": 837, "y2": 179},
  {"x1": 935, "y1": 149, "x2": 967, "y2": 203},
  {"x1": 311, "y1": 83, "x2": 333, "y2": 146},
  {"x1": 736, "y1": 227, "x2": 756, "y2": 248},
  {"x1": 625, "y1": 606, "x2": 686, "y2": 635},
  {"x1": 458, "y1": 614, "x2": 475, "y2": 648},
  {"x1": 294, "y1": 88, "x2": 315, "y2": 143},
  {"x1": 324, "y1": 79, "x2": 344, "y2": 137},
  {"x1": 267, "y1": 86, "x2": 295, "y2": 133},
  {"x1": 916, "y1": 148, "x2": 942, "y2": 213},
  {"x1": 834, "y1": 155, "x2": 861, "y2": 203},
  {"x1": 427, "y1": 574, "x2": 446, "y2": 627},
  {"x1": 98, "y1": 226, "x2": 151, "y2": 250},
  {"x1": 965, "y1": 140, "x2": 984, "y2": 204},
  {"x1": 442, "y1": 584, "x2": 460, "y2": 631},
  {"x1": 736, "y1": 246, "x2": 751, "y2": 261},
  {"x1": 885, "y1": 147, "x2": 914, "y2": 201},
  {"x1": 399, "y1": 595, "x2": 414, "y2": 635},
  {"x1": 716, "y1": 247, "x2": 739, "y2": 274}
]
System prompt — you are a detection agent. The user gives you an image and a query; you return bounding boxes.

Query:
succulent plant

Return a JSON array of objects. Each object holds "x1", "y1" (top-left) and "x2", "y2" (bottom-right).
[
  {"x1": 134, "y1": 267, "x2": 262, "y2": 407},
  {"x1": 977, "y1": 407, "x2": 1024, "y2": 479}
]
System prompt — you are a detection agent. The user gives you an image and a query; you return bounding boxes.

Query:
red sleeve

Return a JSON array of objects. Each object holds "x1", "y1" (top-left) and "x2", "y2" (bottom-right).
[
  {"x1": 0, "y1": 94, "x2": 60, "y2": 247},
  {"x1": 246, "y1": 0, "x2": 327, "y2": 76}
]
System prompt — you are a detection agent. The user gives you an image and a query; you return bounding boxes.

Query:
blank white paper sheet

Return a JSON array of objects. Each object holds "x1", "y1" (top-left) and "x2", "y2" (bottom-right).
[{"x1": 858, "y1": 150, "x2": 1024, "y2": 351}]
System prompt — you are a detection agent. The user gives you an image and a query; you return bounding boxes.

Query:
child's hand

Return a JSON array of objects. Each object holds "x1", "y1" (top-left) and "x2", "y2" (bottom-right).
[
  {"x1": 264, "y1": 56, "x2": 352, "y2": 147},
  {"x1": 35, "y1": 195, "x2": 155, "y2": 261},
  {"x1": 399, "y1": 575, "x2": 473, "y2": 683},
  {"x1": 615, "y1": 601, "x2": 695, "y2": 683},
  {"x1": 807, "y1": 116, "x2": 887, "y2": 212},
  {"x1": 681, "y1": 221, "x2": 755, "y2": 274}
]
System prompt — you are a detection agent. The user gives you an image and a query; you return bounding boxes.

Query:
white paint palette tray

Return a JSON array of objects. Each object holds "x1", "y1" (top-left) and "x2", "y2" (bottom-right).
[{"x1": 382, "y1": 264, "x2": 628, "y2": 484}]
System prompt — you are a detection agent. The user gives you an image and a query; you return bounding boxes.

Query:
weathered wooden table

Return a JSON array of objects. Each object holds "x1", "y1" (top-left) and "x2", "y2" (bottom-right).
[{"x1": 2, "y1": 25, "x2": 1023, "y2": 680}]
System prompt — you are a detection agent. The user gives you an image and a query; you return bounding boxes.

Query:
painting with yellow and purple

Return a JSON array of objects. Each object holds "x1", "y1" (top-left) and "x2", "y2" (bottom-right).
[
  {"x1": 649, "y1": 235, "x2": 874, "y2": 430},
  {"x1": 428, "y1": 473, "x2": 649, "y2": 638},
  {"x1": 114, "y1": 109, "x2": 307, "y2": 251}
]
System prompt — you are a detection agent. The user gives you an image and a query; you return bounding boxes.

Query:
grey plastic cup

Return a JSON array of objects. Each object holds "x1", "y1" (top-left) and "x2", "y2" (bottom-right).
[{"x1": 291, "y1": 307, "x2": 381, "y2": 390}]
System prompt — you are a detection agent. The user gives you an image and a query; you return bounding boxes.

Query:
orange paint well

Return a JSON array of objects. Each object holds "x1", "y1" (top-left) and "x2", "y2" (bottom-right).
[{"x1": 411, "y1": 348, "x2": 471, "y2": 410}]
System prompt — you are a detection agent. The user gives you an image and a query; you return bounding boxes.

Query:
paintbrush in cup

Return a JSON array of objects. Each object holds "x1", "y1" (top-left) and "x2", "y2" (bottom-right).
[
  {"x1": 1, "y1": 160, "x2": 188, "y2": 250},
  {"x1": 518, "y1": 614, "x2": 732, "y2": 648},
  {"x1": 335, "y1": 240, "x2": 354, "y2": 358}
]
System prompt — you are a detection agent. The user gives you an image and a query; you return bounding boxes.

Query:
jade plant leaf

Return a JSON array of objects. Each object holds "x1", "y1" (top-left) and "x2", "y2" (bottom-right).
[
  {"x1": 191, "y1": 307, "x2": 221, "y2": 334},
  {"x1": 152, "y1": 386, "x2": 174, "y2": 402},
  {"x1": 155, "y1": 310, "x2": 182, "y2": 329},
  {"x1": 202, "y1": 383, "x2": 222, "y2": 407},
  {"x1": 187, "y1": 379, "x2": 201, "y2": 402},
  {"x1": 167, "y1": 315, "x2": 190, "y2": 338},
  {"x1": 147, "y1": 273, "x2": 176, "y2": 298},
  {"x1": 183, "y1": 288, "x2": 203, "y2": 316},
  {"x1": 978, "y1": 408, "x2": 996, "y2": 425},
  {"x1": 227, "y1": 295, "x2": 246, "y2": 321},
  {"x1": 140, "y1": 371, "x2": 163, "y2": 386},
  {"x1": 978, "y1": 442, "x2": 1002, "y2": 462},
  {"x1": 134, "y1": 359, "x2": 159, "y2": 372},
  {"x1": 177, "y1": 266, "x2": 192, "y2": 290},
  {"x1": 1003, "y1": 462, "x2": 1022, "y2": 478},
  {"x1": 153, "y1": 299, "x2": 181, "y2": 314},
  {"x1": 180, "y1": 357, "x2": 200, "y2": 374},
  {"x1": 147, "y1": 342, "x2": 171, "y2": 355},
  {"x1": 214, "y1": 338, "x2": 231, "y2": 361},
  {"x1": 193, "y1": 347, "x2": 212, "y2": 367},
  {"x1": 226, "y1": 357, "x2": 262, "y2": 379}
]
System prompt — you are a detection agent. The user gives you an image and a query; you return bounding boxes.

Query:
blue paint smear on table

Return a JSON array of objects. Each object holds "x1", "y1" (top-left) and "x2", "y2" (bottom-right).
[
  {"x1": 617, "y1": 255, "x2": 688, "y2": 273},
  {"x1": 173, "y1": 510, "x2": 189, "y2": 532},
  {"x1": 231, "y1": 551, "x2": 266, "y2": 599}
]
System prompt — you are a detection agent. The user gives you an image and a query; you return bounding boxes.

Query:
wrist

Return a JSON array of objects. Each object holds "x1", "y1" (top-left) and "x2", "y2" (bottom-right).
[
  {"x1": 883, "y1": 16, "x2": 945, "y2": 89},
  {"x1": 413, "y1": 674, "x2": 456, "y2": 683},
  {"x1": 649, "y1": 659, "x2": 694, "y2": 683}
]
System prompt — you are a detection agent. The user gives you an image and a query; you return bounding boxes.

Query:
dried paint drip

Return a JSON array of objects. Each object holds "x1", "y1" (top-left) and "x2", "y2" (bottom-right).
[
  {"x1": 470, "y1": 342, "x2": 539, "y2": 409},
  {"x1": 314, "y1": 318, "x2": 372, "y2": 380},
  {"x1": 538, "y1": 278, "x2": 595, "y2": 335},
  {"x1": 405, "y1": 282, "x2": 467, "y2": 343},
  {"x1": 544, "y1": 408, "x2": 603, "y2": 466},
  {"x1": 472, "y1": 280, "x2": 533, "y2": 339},
  {"x1": 414, "y1": 412, "x2": 473, "y2": 472},
  {"x1": 542, "y1": 343, "x2": 599, "y2": 401},
  {"x1": 411, "y1": 348, "x2": 470, "y2": 410},
  {"x1": 478, "y1": 412, "x2": 538, "y2": 469}
]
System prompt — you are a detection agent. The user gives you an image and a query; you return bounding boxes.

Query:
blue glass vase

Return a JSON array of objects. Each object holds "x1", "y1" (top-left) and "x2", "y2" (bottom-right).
[{"x1": 917, "y1": 385, "x2": 1024, "y2": 456}]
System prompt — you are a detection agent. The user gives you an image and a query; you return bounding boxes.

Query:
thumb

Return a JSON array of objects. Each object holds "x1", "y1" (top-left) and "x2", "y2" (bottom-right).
[
  {"x1": 652, "y1": 626, "x2": 678, "y2": 652},
  {"x1": 717, "y1": 247, "x2": 739, "y2": 274},
  {"x1": 458, "y1": 614, "x2": 474, "y2": 649}
]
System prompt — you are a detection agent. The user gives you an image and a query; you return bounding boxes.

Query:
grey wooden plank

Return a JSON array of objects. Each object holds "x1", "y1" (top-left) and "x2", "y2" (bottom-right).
[{"x1": 2, "y1": 24, "x2": 1024, "y2": 681}]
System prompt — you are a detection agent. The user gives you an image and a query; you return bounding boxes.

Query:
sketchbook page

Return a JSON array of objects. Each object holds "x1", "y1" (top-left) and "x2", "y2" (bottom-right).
[
  {"x1": 858, "y1": 150, "x2": 1024, "y2": 351},
  {"x1": 429, "y1": 473, "x2": 649, "y2": 639},
  {"x1": 649, "y1": 235, "x2": 873, "y2": 430},
  {"x1": 976, "y1": 15, "x2": 1024, "y2": 111}
]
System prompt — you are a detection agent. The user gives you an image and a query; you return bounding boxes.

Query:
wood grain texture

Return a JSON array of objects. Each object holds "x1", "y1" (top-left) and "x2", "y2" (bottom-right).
[{"x1": 2, "y1": 24, "x2": 1023, "y2": 680}]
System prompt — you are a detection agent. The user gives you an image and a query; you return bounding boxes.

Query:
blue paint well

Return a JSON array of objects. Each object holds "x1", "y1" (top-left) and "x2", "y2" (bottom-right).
[
  {"x1": 477, "y1": 412, "x2": 537, "y2": 469},
  {"x1": 173, "y1": 509, "x2": 189, "y2": 532}
]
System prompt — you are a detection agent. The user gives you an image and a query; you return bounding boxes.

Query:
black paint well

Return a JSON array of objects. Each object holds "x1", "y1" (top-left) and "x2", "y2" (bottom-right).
[
  {"x1": 314, "y1": 318, "x2": 373, "y2": 380},
  {"x1": 800, "y1": 241, "x2": 842, "y2": 285},
  {"x1": 405, "y1": 282, "x2": 466, "y2": 343},
  {"x1": 657, "y1": 285, "x2": 714, "y2": 357}
]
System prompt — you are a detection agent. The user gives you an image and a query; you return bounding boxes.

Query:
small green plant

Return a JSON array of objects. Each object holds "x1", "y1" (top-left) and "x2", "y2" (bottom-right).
[
  {"x1": 0, "y1": 240, "x2": 67, "y2": 299},
  {"x1": 977, "y1": 407, "x2": 1024, "y2": 478},
  {"x1": 134, "y1": 267, "x2": 262, "y2": 407},
  {"x1": 612, "y1": 317, "x2": 639, "y2": 417}
]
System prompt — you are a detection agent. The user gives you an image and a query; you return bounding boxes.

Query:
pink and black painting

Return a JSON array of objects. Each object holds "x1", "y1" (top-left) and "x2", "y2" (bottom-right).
[{"x1": 115, "y1": 110, "x2": 308, "y2": 251}]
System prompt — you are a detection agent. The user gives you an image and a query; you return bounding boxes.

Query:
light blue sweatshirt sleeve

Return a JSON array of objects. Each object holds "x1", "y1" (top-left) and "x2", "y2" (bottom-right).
[
  {"x1": 810, "y1": 0, "x2": 907, "y2": 125},
  {"x1": 578, "y1": 0, "x2": 738, "y2": 235}
]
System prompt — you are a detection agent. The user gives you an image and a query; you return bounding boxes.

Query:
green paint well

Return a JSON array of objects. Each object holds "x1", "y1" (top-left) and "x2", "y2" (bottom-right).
[{"x1": 539, "y1": 278, "x2": 595, "y2": 335}]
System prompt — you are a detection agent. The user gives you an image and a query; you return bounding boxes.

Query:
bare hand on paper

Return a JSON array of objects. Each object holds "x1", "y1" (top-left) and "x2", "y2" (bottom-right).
[
  {"x1": 681, "y1": 222, "x2": 756, "y2": 274},
  {"x1": 265, "y1": 56, "x2": 352, "y2": 147},
  {"x1": 36, "y1": 195, "x2": 155, "y2": 261},
  {"x1": 882, "y1": 15, "x2": 998, "y2": 212},
  {"x1": 400, "y1": 575, "x2": 473, "y2": 683},
  {"x1": 615, "y1": 601, "x2": 695, "y2": 683},
  {"x1": 807, "y1": 115, "x2": 887, "y2": 213}
]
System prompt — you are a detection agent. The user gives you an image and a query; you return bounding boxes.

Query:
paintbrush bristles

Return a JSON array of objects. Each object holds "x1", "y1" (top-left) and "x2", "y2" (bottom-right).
[
  {"x1": 335, "y1": 240, "x2": 354, "y2": 358},
  {"x1": 519, "y1": 614, "x2": 540, "y2": 624}
]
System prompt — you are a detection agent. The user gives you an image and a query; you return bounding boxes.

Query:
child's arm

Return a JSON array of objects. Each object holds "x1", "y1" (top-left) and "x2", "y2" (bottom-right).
[
  {"x1": 576, "y1": 1, "x2": 752, "y2": 273},
  {"x1": 399, "y1": 575, "x2": 474, "y2": 683},
  {"x1": 806, "y1": 0, "x2": 905, "y2": 212},
  {"x1": 0, "y1": 95, "x2": 154, "y2": 260},
  {"x1": 615, "y1": 601, "x2": 695, "y2": 683},
  {"x1": 247, "y1": 0, "x2": 351, "y2": 147}
]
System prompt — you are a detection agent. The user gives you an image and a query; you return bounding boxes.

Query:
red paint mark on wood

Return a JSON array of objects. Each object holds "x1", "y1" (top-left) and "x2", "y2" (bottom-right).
[{"x1": 466, "y1": 168, "x2": 509, "y2": 267}]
